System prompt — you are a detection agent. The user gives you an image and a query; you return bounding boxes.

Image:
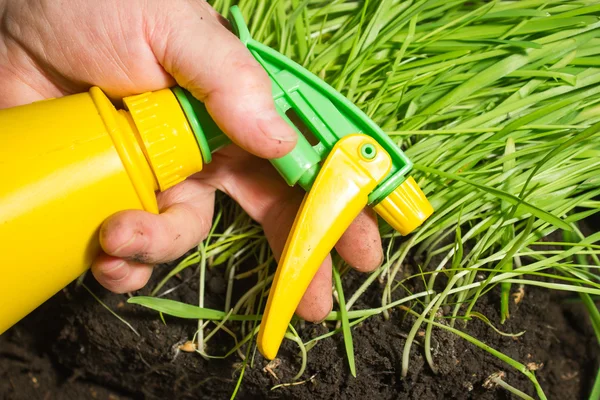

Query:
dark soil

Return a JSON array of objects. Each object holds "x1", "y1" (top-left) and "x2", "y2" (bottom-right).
[{"x1": 1, "y1": 246, "x2": 598, "y2": 400}]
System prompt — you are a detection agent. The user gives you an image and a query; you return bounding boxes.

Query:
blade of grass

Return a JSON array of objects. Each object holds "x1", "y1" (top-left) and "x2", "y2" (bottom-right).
[
  {"x1": 284, "y1": 325, "x2": 308, "y2": 380},
  {"x1": 83, "y1": 284, "x2": 140, "y2": 337},
  {"x1": 333, "y1": 264, "x2": 356, "y2": 377},
  {"x1": 128, "y1": 296, "x2": 258, "y2": 321},
  {"x1": 415, "y1": 164, "x2": 571, "y2": 230},
  {"x1": 501, "y1": 137, "x2": 516, "y2": 323}
]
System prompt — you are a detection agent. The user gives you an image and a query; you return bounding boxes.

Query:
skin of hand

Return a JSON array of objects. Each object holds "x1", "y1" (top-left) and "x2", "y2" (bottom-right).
[{"x1": 0, "y1": 0, "x2": 384, "y2": 321}]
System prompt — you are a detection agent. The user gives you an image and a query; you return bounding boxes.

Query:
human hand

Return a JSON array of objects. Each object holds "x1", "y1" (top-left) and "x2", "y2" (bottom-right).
[{"x1": 0, "y1": 0, "x2": 384, "y2": 321}]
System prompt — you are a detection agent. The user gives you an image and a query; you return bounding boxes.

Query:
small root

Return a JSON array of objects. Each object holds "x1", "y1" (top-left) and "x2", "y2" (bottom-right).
[
  {"x1": 271, "y1": 373, "x2": 318, "y2": 391},
  {"x1": 263, "y1": 359, "x2": 282, "y2": 381},
  {"x1": 526, "y1": 362, "x2": 543, "y2": 371},
  {"x1": 483, "y1": 371, "x2": 505, "y2": 390},
  {"x1": 561, "y1": 371, "x2": 579, "y2": 381},
  {"x1": 512, "y1": 285, "x2": 525, "y2": 304}
]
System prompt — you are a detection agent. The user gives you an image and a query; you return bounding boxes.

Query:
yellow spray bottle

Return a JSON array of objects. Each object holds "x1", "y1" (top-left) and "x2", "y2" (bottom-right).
[
  {"x1": 0, "y1": 87, "x2": 205, "y2": 334},
  {"x1": 0, "y1": 7, "x2": 433, "y2": 360}
]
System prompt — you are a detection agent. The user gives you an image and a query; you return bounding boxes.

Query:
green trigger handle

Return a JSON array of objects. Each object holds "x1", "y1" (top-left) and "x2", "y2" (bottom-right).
[
  {"x1": 172, "y1": 6, "x2": 432, "y2": 239},
  {"x1": 172, "y1": 5, "x2": 413, "y2": 204}
]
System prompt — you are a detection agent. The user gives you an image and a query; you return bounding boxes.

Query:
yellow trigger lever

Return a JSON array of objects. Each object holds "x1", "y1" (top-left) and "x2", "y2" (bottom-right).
[{"x1": 257, "y1": 134, "x2": 393, "y2": 360}]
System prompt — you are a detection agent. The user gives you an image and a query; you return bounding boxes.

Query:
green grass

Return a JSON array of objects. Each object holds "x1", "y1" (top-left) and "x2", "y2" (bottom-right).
[
  {"x1": 332, "y1": 263, "x2": 356, "y2": 377},
  {"x1": 121, "y1": 1, "x2": 600, "y2": 398}
]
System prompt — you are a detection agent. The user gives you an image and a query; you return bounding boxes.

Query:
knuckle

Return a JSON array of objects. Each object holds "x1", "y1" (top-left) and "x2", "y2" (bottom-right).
[
  {"x1": 230, "y1": 55, "x2": 271, "y2": 91},
  {"x1": 186, "y1": 203, "x2": 212, "y2": 241}
]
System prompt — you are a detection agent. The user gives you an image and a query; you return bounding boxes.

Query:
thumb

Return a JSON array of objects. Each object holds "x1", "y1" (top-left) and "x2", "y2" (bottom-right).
[{"x1": 148, "y1": 2, "x2": 297, "y2": 159}]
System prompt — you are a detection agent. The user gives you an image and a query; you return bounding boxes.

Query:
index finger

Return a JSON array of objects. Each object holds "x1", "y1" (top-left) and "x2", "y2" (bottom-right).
[{"x1": 149, "y1": 2, "x2": 298, "y2": 159}]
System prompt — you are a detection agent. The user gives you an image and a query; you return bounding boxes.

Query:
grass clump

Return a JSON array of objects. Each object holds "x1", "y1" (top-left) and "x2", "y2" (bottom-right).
[{"x1": 122, "y1": 1, "x2": 600, "y2": 398}]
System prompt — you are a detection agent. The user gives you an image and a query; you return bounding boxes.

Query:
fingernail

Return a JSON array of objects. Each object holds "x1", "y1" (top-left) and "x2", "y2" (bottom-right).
[
  {"x1": 102, "y1": 261, "x2": 128, "y2": 281},
  {"x1": 112, "y1": 231, "x2": 146, "y2": 257},
  {"x1": 259, "y1": 111, "x2": 297, "y2": 143}
]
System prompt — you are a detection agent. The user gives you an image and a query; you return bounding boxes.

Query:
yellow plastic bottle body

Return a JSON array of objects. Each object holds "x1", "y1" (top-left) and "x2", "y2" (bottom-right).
[{"x1": 0, "y1": 87, "x2": 202, "y2": 334}]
